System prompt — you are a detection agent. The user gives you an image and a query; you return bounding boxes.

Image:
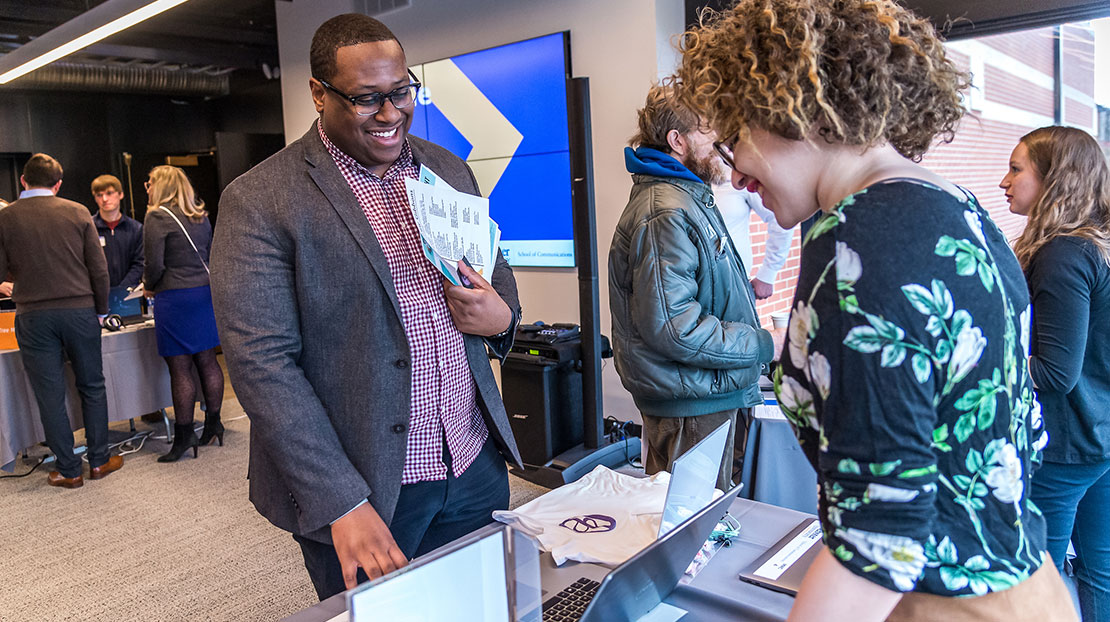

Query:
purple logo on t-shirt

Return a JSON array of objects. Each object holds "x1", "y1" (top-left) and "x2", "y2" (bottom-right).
[{"x1": 559, "y1": 514, "x2": 617, "y2": 533}]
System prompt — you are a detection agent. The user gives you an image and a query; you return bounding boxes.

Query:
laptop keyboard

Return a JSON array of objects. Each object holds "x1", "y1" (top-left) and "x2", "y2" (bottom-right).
[{"x1": 542, "y1": 577, "x2": 601, "y2": 622}]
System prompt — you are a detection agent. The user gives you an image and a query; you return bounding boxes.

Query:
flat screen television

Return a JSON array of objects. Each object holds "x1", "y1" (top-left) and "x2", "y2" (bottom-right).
[{"x1": 408, "y1": 32, "x2": 575, "y2": 268}]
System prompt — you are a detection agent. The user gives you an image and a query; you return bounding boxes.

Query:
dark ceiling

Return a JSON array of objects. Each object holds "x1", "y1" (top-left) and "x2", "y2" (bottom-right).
[{"x1": 0, "y1": 0, "x2": 279, "y2": 77}]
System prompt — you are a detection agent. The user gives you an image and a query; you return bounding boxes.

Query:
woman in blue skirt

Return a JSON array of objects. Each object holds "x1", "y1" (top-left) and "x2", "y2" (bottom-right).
[{"x1": 143, "y1": 165, "x2": 225, "y2": 462}]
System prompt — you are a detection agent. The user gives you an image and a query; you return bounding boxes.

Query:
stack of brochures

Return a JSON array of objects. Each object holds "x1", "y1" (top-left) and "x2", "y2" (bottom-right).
[{"x1": 405, "y1": 165, "x2": 501, "y2": 286}]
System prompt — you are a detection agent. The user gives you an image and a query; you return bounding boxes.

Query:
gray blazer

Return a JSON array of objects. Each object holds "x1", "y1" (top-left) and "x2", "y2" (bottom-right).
[{"x1": 211, "y1": 125, "x2": 523, "y2": 543}]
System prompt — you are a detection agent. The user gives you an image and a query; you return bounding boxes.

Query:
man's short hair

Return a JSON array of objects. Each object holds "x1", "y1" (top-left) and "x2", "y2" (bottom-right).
[
  {"x1": 91, "y1": 174, "x2": 123, "y2": 195},
  {"x1": 310, "y1": 13, "x2": 399, "y2": 83},
  {"x1": 22, "y1": 153, "x2": 63, "y2": 189},
  {"x1": 628, "y1": 85, "x2": 700, "y2": 152}
]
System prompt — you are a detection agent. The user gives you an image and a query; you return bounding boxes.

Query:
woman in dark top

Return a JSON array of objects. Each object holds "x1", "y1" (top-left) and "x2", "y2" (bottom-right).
[
  {"x1": 1002, "y1": 126, "x2": 1110, "y2": 621},
  {"x1": 143, "y1": 165, "x2": 225, "y2": 462},
  {"x1": 675, "y1": 1, "x2": 1073, "y2": 620}
]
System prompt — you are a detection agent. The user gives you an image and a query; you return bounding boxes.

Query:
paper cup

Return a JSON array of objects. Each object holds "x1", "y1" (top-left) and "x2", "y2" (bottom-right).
[{"x1": 771, "y1": 313, "x2": 790, "y2": 329}]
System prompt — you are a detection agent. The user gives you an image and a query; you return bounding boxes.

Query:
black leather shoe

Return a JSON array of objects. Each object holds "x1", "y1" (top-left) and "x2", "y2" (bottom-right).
[
  {"x1": 159, "y1": 424, "x2": 199, "y2": 462},
  {"x1": 198, "y1": 413, "x2": 224, "y2": 447}
]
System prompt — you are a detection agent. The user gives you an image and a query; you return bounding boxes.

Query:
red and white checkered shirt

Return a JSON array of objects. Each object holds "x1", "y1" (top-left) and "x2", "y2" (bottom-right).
[{"x1": 319, "y1": 122, "x2": 488, "y2": 484}]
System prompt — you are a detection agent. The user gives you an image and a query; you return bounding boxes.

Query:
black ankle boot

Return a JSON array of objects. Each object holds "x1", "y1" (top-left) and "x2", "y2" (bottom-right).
[
  {"x1": 198, "y1": 412, "x2": 224, "y2": 447},
  {"x1": 159, "y1": 424, "x2": 199, "y2": 462}
]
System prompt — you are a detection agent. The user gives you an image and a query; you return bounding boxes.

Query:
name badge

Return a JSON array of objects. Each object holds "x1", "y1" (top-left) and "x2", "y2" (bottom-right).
[{"x1": 99, "y1": 236, "x2": 106, "y2": 247}]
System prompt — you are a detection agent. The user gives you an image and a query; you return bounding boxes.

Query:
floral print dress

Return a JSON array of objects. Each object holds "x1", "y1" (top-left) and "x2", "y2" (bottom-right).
[{"x1": 774, "y1": 180, "x2": 1049, "y2": 596}]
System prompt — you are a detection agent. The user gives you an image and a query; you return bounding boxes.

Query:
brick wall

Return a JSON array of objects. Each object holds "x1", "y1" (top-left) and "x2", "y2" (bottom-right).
[
  {"x1": 979, "y1": 29, "x2": 1055, "y2": 75},
  {"x1": 1063, "y1": 24, "x2": 1097, "y2": 98},
  {"x1": 751, "y1": 217, "x2": 800, "y2": 327},
  {"x1": 923, "y1": 118, "x2": 1041, "y2": 240}
]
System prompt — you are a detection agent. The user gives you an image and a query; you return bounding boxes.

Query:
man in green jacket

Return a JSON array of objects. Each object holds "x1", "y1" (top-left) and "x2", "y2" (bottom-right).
[{"x1": 609, "y1": 86, "x2": 776, "y2": 489}]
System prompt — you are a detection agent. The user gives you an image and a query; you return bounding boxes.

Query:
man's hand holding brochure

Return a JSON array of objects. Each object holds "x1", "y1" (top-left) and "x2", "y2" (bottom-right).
[{"x1": 406, "y1": 165, "x2": 502, "y2": 286}]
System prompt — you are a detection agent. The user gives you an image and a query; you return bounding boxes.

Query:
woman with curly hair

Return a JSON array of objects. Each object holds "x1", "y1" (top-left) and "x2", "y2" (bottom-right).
[
  {"x1": 143, "y1": 165, "x2": 225, "y2": 462},
  {"x1": 1002, "y1": 126, "x2": 1110, "y2": 621},
  {"x1": 674, "y1": 1, "x2": 1074, "y2": 620}
]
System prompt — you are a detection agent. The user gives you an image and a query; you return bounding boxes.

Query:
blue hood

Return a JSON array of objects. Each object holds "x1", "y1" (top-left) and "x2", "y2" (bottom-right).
[{"x1": 624, "y1": 147, "x2": 704, "y2": 185}]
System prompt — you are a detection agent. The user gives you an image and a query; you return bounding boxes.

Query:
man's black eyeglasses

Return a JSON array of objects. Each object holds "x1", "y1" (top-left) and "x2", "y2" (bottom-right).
[{"x1": 318, "y1": 69, "x2": 422, "y2": 116}]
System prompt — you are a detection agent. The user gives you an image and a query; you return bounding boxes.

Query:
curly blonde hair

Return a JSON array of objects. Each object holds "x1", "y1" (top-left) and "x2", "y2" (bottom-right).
[
  {"x1": 147, "y1": 165, "x2": 206, "y2": 223},
  {"x1": 1012, "y1": 126, "x2": 1110, "y2": 269},
  {"x1": 673, "y1": 0, "x2": 970, "y2": 161}
]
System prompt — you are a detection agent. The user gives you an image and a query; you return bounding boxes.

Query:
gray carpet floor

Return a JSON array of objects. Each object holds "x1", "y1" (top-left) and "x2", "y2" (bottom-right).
[{"x1": 0, "y1": 364, "x2": 553, "y2": 621}]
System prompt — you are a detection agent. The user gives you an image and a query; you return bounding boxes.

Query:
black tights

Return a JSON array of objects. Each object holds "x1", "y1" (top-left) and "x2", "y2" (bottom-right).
[{"x1": 164, "y1": 347, "x2": 225, "y2": 426}]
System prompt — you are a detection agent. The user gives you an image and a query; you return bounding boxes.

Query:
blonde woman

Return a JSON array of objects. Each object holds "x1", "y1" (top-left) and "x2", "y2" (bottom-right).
[
  {"x1": 1002, "y1": 126, "x2": 1110, "y2": 621},
  {"x1": 675, "y1": 1, "x2": 1074, "y2": 620},
  {"x1": 143, "y1": 165, "x2": 225, "y2": 462}
]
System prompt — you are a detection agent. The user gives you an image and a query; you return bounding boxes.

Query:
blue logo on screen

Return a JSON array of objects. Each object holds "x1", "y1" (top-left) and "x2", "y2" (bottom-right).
[{"x1": 409, "y1": 33, "x2": 574, "y2": 267}]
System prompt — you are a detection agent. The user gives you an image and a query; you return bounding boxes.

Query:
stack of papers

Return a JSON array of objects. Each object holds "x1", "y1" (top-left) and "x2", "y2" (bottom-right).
[{"x1": 405, "y1": 165, "x2": 501, "y2": 285}]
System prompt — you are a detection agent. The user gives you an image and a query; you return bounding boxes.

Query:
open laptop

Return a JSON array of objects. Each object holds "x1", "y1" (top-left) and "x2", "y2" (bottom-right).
[
  {"x1": 539, "y1": 482, "x2": 743, "y2": 622},
  {"x1": 737, "y1": 517, "x2": 822, "y2": 595},
  {"x1": 658, "y1": 420, "x2": 730, "y2": 538},
  {"x1": 106, "y1": 286, "x2": 146, "y2": 326},
  {"x1": 346, "y1": 524, "x2": 543, "y2": 622}
]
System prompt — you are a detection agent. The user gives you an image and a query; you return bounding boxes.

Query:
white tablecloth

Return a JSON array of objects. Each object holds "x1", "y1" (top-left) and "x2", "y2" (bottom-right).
[{"x1": 0, "y1": 323, "x2": 172, "y2": 471}]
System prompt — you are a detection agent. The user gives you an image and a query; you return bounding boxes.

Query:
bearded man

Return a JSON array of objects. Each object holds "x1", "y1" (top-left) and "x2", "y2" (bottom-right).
[{"x1": 608, "y1": 85, "x2": 776, "y2": 489}]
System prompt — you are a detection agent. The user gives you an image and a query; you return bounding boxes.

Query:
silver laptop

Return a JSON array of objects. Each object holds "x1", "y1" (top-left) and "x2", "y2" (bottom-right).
[
  {"x1": 346, "y1": 524, "x2": 543, "y2": 622},
  {"x1": 658, "y1": 420, "x2": 730, "y2": 537},
  {"x1": 737, "y1": 517, "x2": 822, "y2": 595},
  {"x1": 539, "y1": 483, "x2": 743, "y2": 622}
]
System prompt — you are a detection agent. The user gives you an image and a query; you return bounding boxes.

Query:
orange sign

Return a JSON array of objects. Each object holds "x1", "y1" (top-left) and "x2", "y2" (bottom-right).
[{"x1": 0, "y1": 312, "x2": 17, "y2": 350}]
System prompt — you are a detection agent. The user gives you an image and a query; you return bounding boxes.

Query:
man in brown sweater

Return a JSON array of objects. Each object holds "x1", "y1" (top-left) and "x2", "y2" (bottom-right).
[{"x1": 0, "y1": 153, "x2": 123, "y2": 488}]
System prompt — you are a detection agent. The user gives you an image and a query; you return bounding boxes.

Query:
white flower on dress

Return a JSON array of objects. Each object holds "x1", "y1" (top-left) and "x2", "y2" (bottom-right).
[
  {"x1": 949, "y1": 323, "x2": 987, "y2": 384},
  {"x1": 837, "y1": 528, "x2": 927, "y2": 592},
  {"x1": 963, "y1": 209, "x2": 988, "y2": 247},
  {"x1": 1030, "y1": 397, "x2": 1048, "y2": 452},
  {"x1": 835, "y1": 241, "x2": 862, "y2": 286},
  {"x1": 777, "y1": 375, "x2": 818, "y2": 430},
  {"x1": 789, "y1": 300, "x2": 817, "y2": 370},
  {"x1": 983, "y1": 442, "x2": 1024, "y2": 504},
  {"x1": 808, "y1": 351, "x2": 831, "y2": 400},
  {"x1": 1020, "y1": 305, "x2": 1032, "y2": 357},
  {"x1": 866, "y1": 483, "x2": 921, "y2": 503}
]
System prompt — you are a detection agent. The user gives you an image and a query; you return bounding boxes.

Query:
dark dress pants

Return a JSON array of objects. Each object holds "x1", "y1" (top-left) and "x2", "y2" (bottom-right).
[
  {"x1": 14, "y1": 308, "x2": 109, "y2": 478},
  {"x1": 294, "y1": 435, "x2": 510, "y2": 601}
]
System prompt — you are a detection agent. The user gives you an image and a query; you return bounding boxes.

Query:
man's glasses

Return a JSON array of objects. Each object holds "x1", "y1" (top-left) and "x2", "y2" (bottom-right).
[
  {"x1": 318, "y1": 69, "x2": 422, "y2": 117},
  {"x1": 713, "y1": 140, "x2": 736, "y2": 172}
]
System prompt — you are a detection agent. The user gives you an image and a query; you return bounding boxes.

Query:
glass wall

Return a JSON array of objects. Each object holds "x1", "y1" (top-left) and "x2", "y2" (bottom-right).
[{"x1": 750, "y1": 18, "x2": 1110, "y2": 324}]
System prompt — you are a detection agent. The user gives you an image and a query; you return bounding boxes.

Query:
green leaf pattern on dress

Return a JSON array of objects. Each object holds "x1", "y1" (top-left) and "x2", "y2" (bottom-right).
[{"x1": 773, "y1": 188, "x2": 1047, "y2": 594}]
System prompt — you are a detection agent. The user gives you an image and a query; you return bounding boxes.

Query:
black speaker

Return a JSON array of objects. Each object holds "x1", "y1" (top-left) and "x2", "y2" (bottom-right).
[{"x1": 502, "y1": 356, "x2": 584, "y2": 466}]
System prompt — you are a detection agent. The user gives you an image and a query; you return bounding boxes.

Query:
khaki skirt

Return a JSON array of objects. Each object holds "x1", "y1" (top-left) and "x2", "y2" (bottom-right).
[{"x1": 887, "y1": 558, "x2": 1077, "y2": 622}]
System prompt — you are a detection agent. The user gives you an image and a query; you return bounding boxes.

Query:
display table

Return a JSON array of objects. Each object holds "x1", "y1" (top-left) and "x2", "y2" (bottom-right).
[
  {"x1": 0, "y1": 323, "x2": 172, "y2": 471},
  {"x1": 281, "y1": 497, "x2": 812, "y2": 622},
  {"x1": 739, "y1": 403, "x2": 818, "y2": 515}
]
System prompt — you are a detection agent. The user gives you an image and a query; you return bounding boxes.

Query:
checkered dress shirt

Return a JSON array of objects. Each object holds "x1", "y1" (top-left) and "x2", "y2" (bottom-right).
[{"x1": 319, "y1": 122, "x2": 488, "y2": 484}]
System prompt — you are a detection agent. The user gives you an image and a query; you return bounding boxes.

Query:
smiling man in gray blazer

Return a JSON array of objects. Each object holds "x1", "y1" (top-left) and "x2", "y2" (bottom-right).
[{"x1": 211, "y1": 14, "x2": 522, "y2": 601}]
